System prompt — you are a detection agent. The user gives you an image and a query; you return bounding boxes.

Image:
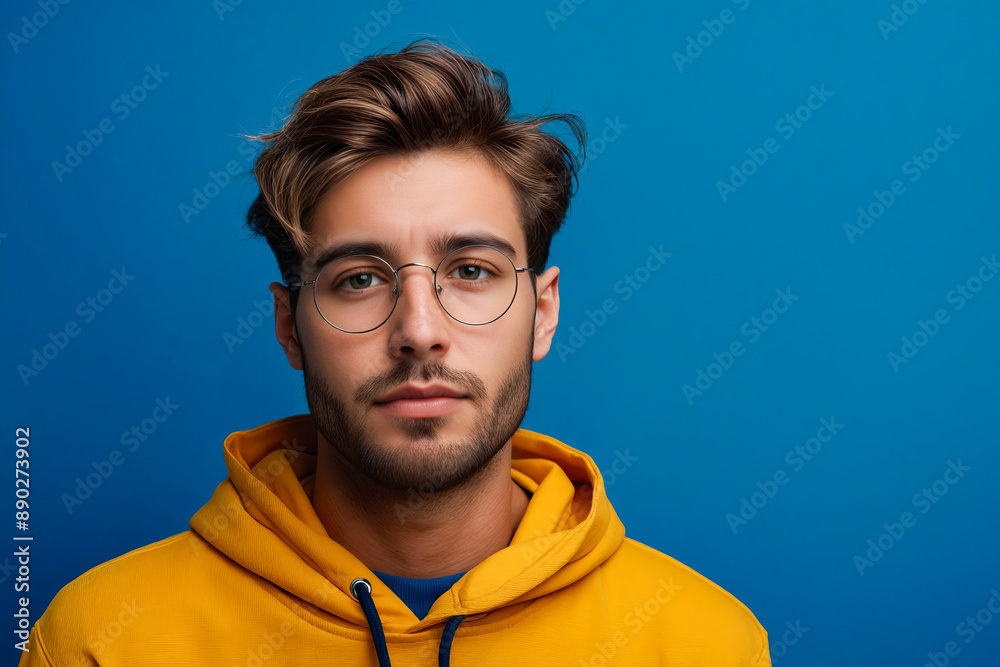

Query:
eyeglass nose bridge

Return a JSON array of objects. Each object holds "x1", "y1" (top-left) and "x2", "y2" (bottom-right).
[
  {"x1": 391, "y1": 261, "x2": 443, "y2": 297},
  {"x1": 383, "y1": 261, "x2": 450, "y2": 331}
]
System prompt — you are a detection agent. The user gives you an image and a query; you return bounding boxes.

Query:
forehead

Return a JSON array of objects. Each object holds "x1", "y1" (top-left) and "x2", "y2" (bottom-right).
[{"x1": 305, "y1": 149, "x2": 525, "y2": 270}]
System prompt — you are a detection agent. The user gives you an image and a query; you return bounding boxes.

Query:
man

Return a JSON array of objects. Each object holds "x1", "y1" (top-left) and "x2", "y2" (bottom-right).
[{"x1": 21, "y1": 40, "x2": 770, "y2": 666}]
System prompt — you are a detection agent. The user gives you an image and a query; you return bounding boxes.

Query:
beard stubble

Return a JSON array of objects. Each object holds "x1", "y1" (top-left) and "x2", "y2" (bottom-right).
[{"x1": 302, "y1": 339, "x2": 533, "y2": 495}]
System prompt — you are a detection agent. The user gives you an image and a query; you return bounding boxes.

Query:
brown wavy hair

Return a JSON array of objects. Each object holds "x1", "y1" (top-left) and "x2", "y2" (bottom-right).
[{"x1": 243, "y1": 38, "x2": 585, "y2": 311}]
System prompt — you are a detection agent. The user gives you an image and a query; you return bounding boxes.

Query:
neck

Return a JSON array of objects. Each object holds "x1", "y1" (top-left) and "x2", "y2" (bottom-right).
[{"x1": 312, "y1": 430, "x2": 530, "y2": 578}]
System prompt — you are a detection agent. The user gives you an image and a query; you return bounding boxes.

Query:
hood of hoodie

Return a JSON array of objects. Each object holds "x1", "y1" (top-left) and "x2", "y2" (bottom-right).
[{"x1": 189, "y1": 414, "x2": 625, "y2": 632}]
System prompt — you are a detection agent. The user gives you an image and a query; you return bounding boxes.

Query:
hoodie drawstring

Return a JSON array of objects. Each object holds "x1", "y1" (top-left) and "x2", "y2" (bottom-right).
[
  {"x1": 351, "y1": 577, "x2": 466, "y2": 667},
  {"x1": 437, "y1": 614, "x2": 465, "y2": 667},
  {"x1": 351, "y1": 578, "x2": 392, "y2": 667}
]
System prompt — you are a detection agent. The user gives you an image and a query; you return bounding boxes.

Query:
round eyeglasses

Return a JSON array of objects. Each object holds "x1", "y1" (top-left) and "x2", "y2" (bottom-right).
[{"x1": 287, "y1": 245, "x2": 536, "y2": 333}]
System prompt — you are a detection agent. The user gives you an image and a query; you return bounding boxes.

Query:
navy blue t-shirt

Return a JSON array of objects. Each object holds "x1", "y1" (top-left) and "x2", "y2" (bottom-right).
[{"x1": 372, "y1": 569, "x2": 467, "y2": 620}]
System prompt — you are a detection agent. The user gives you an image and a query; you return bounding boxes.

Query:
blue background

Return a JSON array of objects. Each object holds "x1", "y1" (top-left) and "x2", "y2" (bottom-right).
[{"x1": 3, "y1": 0, "x2": 999, "y2": 665}]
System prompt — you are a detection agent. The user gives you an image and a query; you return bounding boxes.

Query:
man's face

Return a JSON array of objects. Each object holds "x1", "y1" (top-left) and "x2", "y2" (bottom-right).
[{"x1": 271, "y1": 149, "x2": 559, "y2": 493}]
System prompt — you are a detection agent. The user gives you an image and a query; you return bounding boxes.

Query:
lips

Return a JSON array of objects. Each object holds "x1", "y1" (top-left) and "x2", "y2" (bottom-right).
[
  {"x1": 374, "y1": 384, "x2": 466, "y2": 404},
  {"x1": 373, "y1": 384, "x2": 467, "y2": 419}
]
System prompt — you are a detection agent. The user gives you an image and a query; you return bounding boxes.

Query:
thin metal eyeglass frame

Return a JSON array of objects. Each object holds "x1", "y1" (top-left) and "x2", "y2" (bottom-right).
[{"x1": 286, "y1": 244, "x2": 536, "y2": 334}]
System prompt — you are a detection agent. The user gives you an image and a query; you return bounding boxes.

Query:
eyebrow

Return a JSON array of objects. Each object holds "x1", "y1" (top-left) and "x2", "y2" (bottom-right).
[
  {"x1": 430, "y1": 232, "x2": 519, "y2": 262},
  {"x1": 307, "y1": 231, "x2": 522, "y2": 274},
  {"x1": 308, "y1": 240, "x2": 402, "y2": 274}
]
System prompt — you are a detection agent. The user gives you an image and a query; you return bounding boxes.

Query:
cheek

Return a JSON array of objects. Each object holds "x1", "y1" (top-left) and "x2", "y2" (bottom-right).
[
  {"x1": 469, "y1": 309, "x2": 534, "y2": 366},
  {"x1": 301, "y1": 321, "x2": 385, "y2": 384}
]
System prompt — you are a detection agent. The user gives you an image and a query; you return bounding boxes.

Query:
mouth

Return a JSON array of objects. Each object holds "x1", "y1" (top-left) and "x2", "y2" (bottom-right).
[{"x1": 373, "y1": 384, "x2": 467, "y2": 419}]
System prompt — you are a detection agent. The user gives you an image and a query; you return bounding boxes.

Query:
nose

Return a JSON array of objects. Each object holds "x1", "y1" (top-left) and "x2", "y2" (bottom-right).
[{"x1": 385, "y1": 263, "x2": 452, "y2": 360}]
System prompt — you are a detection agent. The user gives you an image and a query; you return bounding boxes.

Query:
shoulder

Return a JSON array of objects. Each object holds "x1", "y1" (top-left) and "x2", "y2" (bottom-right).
[
  {"x1": 49, "y1": 529, "x2": 220, "y2": 604},
  {"x1": 598, "y1": 537, "x2": 771, "y2": 666},
  {"x1": 26, "y1": 530, "x2": 233, "y2": 665},
  {"x1": 613, "y1": 537, "x2": 765, "y2": 625}
]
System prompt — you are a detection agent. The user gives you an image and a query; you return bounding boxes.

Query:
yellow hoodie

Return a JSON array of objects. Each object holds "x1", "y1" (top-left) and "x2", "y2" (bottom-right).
[{"x1": 20, "y1": 415, "x2": 770, "y2": 666}]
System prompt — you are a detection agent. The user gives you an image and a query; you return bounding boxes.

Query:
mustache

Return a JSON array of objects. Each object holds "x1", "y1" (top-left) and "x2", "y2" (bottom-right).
[{"x1": 354, "y1": 360, "x2": 488, "y2": 404}]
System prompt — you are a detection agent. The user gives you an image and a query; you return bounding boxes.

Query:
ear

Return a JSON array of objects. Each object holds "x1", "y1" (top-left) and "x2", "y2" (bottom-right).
[
  {"x1": 531, "y1": 266, "x2": 560, "y2": 362},
  {"x1": 269, "y1": 282, "x2": 304, "y2": 371}
]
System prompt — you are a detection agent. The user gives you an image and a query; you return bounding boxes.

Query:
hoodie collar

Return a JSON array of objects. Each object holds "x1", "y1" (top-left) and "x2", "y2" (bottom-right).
[{"x1": 190, "y1": 414, "x2": 624, "y2": 631}]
